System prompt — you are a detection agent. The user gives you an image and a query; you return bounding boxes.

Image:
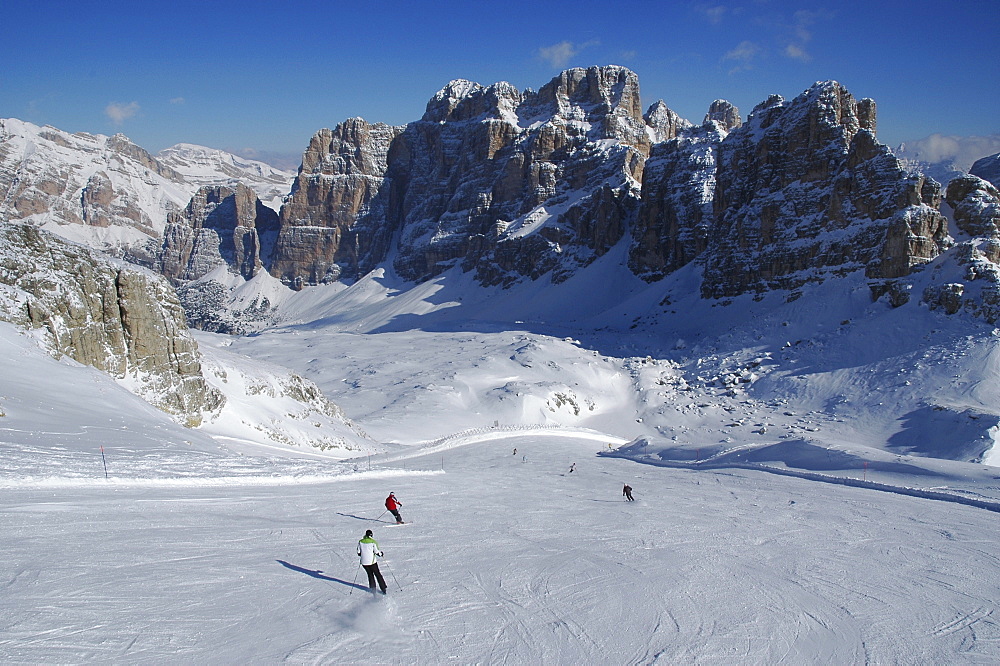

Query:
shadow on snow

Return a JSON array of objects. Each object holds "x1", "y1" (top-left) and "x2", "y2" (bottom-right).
[{"x1": 276, "y1": 559, "x2": 369, "y2": 591}]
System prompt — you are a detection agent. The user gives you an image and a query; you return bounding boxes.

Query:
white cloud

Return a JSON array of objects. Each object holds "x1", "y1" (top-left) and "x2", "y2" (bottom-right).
[
  {"x1": 169, "y1": 97, "x2": 185, "y2": 105},
  {"x1": 105, "y1": 101, "x2": 140, "y2": 125},
  {"x1": 724, "y1": 40, "x2": 760, "y2": 62},
  {"x1": 784, "y1": 43, "x2": 810, "y2": 62},
  {"x1": 780, "y1": 9, "x2": 830, "y2": 63},
  {"x1": 701, "y1": 5, "x2": 727, "y2": 24},
  {"x1": 538, "y1": 40, "x2": 599, "y2": 69},
  {"x1": 723, "y1": 40, "x2": 761, "y2": 73},
  {"x1": 898, "y1": 133, "x2": 1000, "y2": 171}
]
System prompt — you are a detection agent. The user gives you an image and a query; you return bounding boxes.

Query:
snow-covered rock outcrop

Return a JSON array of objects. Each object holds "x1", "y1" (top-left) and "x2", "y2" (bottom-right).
[
  {"x1": 703, "y1": 81, "x2": 948, "y2": 299},
  {"x1": 0, "y1": 223, "x2": 225, "y2": 424}
]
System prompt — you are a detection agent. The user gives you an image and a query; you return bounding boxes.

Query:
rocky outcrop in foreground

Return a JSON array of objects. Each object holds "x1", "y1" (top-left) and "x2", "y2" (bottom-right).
[{"x1": 0, "y1": 224, "x2": 224, "y2": 424}]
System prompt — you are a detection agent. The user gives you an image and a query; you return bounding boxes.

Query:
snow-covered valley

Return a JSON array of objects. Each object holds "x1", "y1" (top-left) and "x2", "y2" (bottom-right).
[
  {"x1": 4, "y1": 66, "x2": 1000, "y2": 661},
  {"x1": 4, "y1": 254, "x2": 1000, "y2": 663}
]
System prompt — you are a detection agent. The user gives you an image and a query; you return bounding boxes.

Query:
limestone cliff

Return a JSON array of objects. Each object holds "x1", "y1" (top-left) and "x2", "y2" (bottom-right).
[
  {"x1": 160, "y1": 183, "x2": 280, "y2": 283},
  {"x1": 271, "y1": 66, "x2": 664, "y2": 288},
  {"x1": 270, "y1": 119, "x2": 403, "y2": 287},
  {"x1": 0, "y1": 223, "x2": 224, "y2": 424},
  {"x1": 702, "y1": 81, "x2": 948, "y2": 299}
]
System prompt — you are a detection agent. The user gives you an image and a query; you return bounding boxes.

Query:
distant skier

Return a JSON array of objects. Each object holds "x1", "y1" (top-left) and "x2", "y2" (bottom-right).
[
  {"x1": 385, "y1": 492, "x2": 404, "y2": 524},
  {"x1": 357, "y1": 529, "x2": 387, "y2": 594},
  {"x1": 512, "y1": 448, "x2": 517, "y2": 456},
  {"x1": 568, "y1": 463, "x2": 576, "y2": 474},
  {"x1": 623, "y1": 483, "x2": 634, "y2": 501}
]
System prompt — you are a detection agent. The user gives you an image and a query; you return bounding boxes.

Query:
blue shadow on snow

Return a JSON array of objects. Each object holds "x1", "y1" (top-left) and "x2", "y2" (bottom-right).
[{"x1": 276, "y1": 560, "x2": 370, "y2": 591}]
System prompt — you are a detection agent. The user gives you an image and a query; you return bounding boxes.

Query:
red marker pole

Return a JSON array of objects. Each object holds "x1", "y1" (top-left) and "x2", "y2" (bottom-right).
[{"x1": 100, "y1": 446, "x2": 109, "y2": 479}]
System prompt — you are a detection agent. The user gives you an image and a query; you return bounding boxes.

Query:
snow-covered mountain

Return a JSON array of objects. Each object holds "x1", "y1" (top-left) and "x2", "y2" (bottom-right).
[
  {"x1": 5, "y1": 66, "x2": 1000, "y2": 660},
  {"x1": 0, "y1": 118, "x2": 191, "y2": 256},
  {"x1": 156, "y1": 143, "x2": 294, "y2": 211},
  {"x1": 0, "y1": 119, "x2": 293, "y2": 260}
]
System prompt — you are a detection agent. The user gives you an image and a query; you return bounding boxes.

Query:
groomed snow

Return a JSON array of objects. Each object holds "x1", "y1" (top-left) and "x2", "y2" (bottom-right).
[
  {"x1": 4, "y1": 234, "x2": 1000, "y2": 661},
  {"x1": 3, "y1": 430, "x2": 999, "y2": 663}
]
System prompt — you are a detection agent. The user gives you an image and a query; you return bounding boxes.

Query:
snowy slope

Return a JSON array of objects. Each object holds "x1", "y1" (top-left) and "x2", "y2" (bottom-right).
[
  {"x1": 156, "y1": 143, "x2": 295, "y2": 211},
  {"x1": 3, "y1": 430, "x2": 999, "y2": 662},
  {"x1": 4, "y1": 247, "x2": 1000, "y2": 661},
  {"x1": 0, "y1": 118, "x2": 192, "y2": 251}
]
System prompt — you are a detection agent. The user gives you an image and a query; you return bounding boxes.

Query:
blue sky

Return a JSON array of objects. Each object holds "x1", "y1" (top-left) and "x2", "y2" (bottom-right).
[{"x1": 3, "y1": 0, "x2": 997, "y2": 167}]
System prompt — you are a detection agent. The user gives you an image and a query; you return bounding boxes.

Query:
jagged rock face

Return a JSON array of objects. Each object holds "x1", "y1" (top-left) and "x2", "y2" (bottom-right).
[
  {"x1": 272, "y1": 66, "x2": 662, "y2": 288},
  {"x1": 702, "y1": 81, "x2": 948, "y2": 298},
  {"x1": 390, "y1": 66, "x2": 653, "y2": 286},
  {"x1": 970, "y1": 153, "x2": 1000, "y2": 190},
  {"x1": 160, "y1": 183, "x2": 280, "y2": 283},
  {"x1": 631, "y1": 114, "x2": 733, "y2": 279},
  {"x1": 947, "y1": 174, "x2": 1000, "y2": 239},
  {"x1": 704, "y1": 100, "x2": 742, "y2": 132},
  {"x1": 272, "y1": 119, "x2": 404, "y2": 287},
  {"x1": 0, "y1": 223, "x2": 224, "y2": 424}
]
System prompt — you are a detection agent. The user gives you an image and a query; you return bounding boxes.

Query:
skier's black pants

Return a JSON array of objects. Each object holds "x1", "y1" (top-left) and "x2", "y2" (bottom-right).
[
  {"x1": 389, "y1": 509, "x2": 402, "y2": 523},
  {"x1": 363, "y1": 563, "x2": 386, "y2": 591}
]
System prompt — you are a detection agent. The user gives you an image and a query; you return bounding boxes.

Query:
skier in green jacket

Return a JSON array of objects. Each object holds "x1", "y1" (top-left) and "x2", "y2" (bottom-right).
[{"x1": 357, "y1": 529, "x2": 387, "y2": 594}]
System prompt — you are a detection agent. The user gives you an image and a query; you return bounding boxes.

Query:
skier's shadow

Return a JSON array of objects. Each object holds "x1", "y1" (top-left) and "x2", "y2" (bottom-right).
[
  {"x1": 336, "y1": 512, "x2": 384, "y2": 523},
  {"x1": 276, "y1": 560, "x2": 369, "y2": 591}
]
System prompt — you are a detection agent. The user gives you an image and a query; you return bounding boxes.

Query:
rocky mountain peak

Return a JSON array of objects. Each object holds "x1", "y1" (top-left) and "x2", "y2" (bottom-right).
[
  {"x1": 703, "y1": 80, "x2": 946, "y2": 298},
  {"x1": 644, "y1": 100, "x2": 692, "y2": 143},
  {"x1": 423, "y1": 79, "x2": 524, "y2": 124},
  {"x1": 160, "y1": 183, "x2": 279, "y2": 284},
  {"x1": 971, "y1": 153, "x2": 1000, "y2": 190},
  {"x1": 703, "y1": 100, "x2": 742, "y2": 132},
  {"x1": 524, "y1": 66, "x2": 648, "y2": 147}
]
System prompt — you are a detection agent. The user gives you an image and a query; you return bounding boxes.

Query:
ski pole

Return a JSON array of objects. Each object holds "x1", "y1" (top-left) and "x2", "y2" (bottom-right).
[
  {"x1": 374, "y1": 510, "x2": 387, "y2": 522},
  {"x1": 381, "y1": 558, "x2": 403, "y2": 592},
  {"x1": 349, "y1": 562, "x2": 361, "y2": 595}
]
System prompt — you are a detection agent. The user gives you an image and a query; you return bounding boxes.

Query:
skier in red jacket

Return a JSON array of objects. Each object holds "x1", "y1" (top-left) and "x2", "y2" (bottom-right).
[{"x1": 385, "y1": 492, "x2": 404, "y2": 524}]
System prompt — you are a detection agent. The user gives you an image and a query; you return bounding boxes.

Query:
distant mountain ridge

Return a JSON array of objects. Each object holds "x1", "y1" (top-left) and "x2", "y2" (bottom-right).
[
  {"x1": 4, "y1": 67, "x2": 1000, "y2": 329},
  {"x1": 0, "y1": 118, "x2": 294, "y2": 259}
]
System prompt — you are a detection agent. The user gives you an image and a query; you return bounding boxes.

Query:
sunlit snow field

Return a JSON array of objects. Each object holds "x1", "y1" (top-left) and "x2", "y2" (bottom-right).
[{"x1": 4, "y1": 263, "x2": 1000, "y2": 663}]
